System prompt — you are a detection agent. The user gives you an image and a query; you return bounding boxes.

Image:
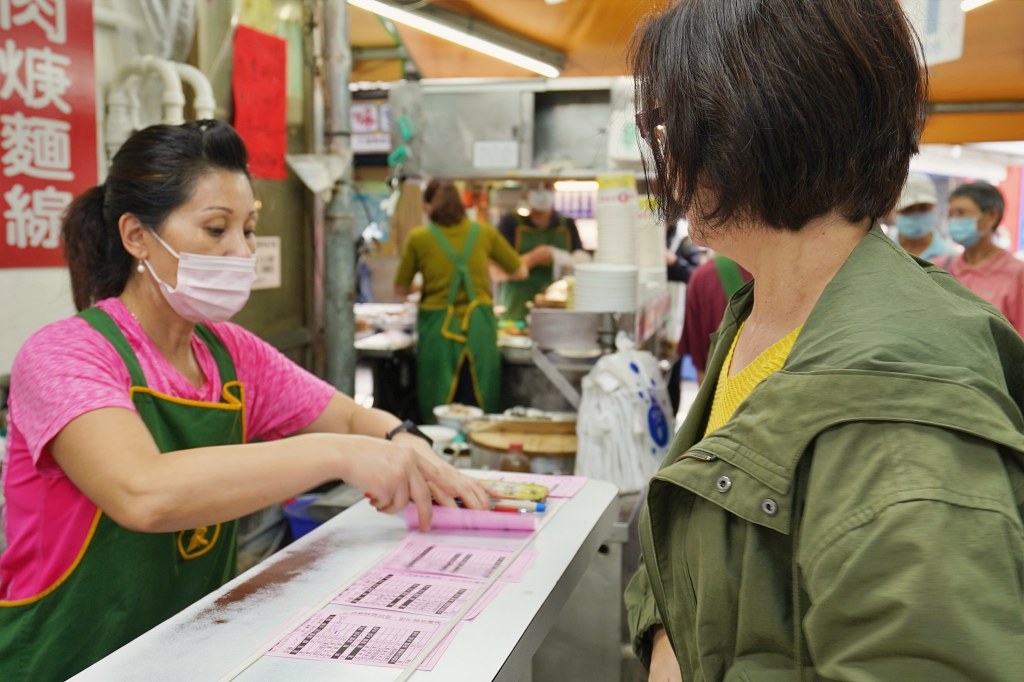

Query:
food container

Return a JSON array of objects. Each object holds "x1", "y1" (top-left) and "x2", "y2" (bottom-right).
[
  {"x1": 432, "y1": 403, "x2": 485, "y2": 432},
  {"x1": 467, "y1": 419, "x2": 576, "y2": 474},
  {"x1": 417, "y1": 424, "x2": 458, "y2": 455}
]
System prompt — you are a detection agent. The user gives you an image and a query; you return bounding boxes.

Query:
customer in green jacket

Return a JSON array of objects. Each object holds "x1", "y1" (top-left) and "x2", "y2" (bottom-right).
[{"x1": 626, "y1": 1, "x2": 1024, "y2": 680}]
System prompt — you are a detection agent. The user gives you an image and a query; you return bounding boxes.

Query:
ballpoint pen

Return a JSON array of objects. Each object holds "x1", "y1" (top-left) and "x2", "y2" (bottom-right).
[
  {"x1": 452, "y1": 497, "x2": 547, "y2": 513},
  {"x1": 488, "y1": 498, "x2": 546, "y2": 512}
]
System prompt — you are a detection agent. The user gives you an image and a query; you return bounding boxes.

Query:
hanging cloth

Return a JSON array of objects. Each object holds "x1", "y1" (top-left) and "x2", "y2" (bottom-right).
[
  {"x1": 416, "y1": 223, "x2": 501, "y2": 419},
  {"x1": 0, "y1": 308, "x2": 246, "y2": 681}
]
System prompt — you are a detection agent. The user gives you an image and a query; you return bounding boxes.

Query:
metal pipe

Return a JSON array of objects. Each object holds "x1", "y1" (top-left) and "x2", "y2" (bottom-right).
[
  {"x1": 323, "y1": 0, "x2": 356, "y2": 394},
  {"x1": 105, "y1": 56, "x2": 186, "y2": 159},
  {"x1": 308, "y1": 1, "x2": 327, "y2": 378},
  {"x1": 171, "y1": 62, "x2": 216, "y2": 119}
]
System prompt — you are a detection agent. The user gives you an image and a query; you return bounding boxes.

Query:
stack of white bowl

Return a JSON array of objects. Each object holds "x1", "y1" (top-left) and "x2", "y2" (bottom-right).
[{"x1": 574, "y1": 262, "x2": 639, "y2": 313}]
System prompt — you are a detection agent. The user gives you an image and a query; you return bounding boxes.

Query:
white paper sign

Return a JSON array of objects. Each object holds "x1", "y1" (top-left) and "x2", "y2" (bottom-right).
[{"x1": 253, "y1": 235, "x2": 281, "y2": 290}]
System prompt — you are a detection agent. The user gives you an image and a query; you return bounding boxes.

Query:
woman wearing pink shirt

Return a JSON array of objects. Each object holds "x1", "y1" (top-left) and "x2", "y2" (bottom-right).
[
  {"x1": 0, "y1": 120, "x2": 491, "y2": 681},
  {"x1": 947, "y1": 181, "x2": 1024, "y2": 336}
]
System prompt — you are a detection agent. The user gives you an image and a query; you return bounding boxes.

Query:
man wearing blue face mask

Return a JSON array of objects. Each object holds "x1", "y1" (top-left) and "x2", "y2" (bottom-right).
[
  {"x1": 947, "y1": 181, "x2": 1024, "y2": 336},
  {"x1": 893, "y1": 173, "x2": 957, "y2": 267}
]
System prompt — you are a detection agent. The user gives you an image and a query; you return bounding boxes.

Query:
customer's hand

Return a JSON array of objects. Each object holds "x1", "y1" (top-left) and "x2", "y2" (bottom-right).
[
  {"x1": 649, "y1": 627, "x2": 682, "y2": 682},
  {"x1": 391, "y1": 433, "x2": 496, "y2": 510}
]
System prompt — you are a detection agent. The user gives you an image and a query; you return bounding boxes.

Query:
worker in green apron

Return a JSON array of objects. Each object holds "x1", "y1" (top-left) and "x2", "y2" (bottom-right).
[
  {"x1": 396, "y1": 179, "x2": 526, "y2": 421},
  {"x1": 418, "y1": 223, "x2": 499, "y2": 415},
  {"x1": 0, "y1": 309, "x2": 245, "y2": 680},
  {"x1": 0, "y1": 123, "x2": 497, "y2": 682},
  {"x1": 498, "y1": 186, "x2": 585, "y2": 323}
]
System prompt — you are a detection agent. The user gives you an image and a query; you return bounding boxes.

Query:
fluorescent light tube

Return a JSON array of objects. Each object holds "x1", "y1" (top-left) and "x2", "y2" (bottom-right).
[{"x1": 349, "y1": 0, "x2": 561, "y2": 78}]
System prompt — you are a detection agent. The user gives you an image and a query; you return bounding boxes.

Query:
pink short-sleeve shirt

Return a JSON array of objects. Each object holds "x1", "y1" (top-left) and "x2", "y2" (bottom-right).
[
  {"x1": 949, "y1": 250, "x2": 1024, "y2": 336},
  {"x1": 0, "y1": 298, "x2": 336, "y2": 600}
]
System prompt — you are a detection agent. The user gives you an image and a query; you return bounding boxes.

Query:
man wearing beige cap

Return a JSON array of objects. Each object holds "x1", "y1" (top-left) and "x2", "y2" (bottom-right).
[{"x1": 893, "y1": 173, "x2": 957, "y2": 266}]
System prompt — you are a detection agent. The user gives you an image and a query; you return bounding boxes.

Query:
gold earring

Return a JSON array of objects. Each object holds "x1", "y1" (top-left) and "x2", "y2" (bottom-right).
[{"x1": 137, "y1": 261, "x2": 145, "y2": 274}]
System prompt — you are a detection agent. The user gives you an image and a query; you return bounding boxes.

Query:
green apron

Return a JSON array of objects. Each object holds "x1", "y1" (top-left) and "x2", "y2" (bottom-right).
[
  {"x1": 499, "y1": 216, "x2": 571, "y2": 322},
  {"x1": 0, "y1": 307, "x2": 246, "y2": 682},
  {"x1": 417, "y1": 223, "x2": 500, "y2": 420}
]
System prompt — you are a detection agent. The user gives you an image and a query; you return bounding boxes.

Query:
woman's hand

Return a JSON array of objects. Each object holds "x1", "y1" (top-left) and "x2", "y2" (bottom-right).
[
  {"x1": 335, "y1": 436, "x2": 436, "y2": 530},
  {"x1": 649, "y1": 627, "x2": 682, "y2": 682},
  {"x1": 390, "y1": 433, "x2": 495, "y2": 510}
]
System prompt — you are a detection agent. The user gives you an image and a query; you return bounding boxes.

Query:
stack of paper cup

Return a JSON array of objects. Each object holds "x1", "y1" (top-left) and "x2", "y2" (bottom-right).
[
  {"x1": 594, "y1": 174, "x2": 638, "y2": 266},
  {"x1": 635, "y1": 202, "x2": 667, "y2": 285},
  {"x1": 574, "y1": 263, "x2": 639, "y2": 313},
  {"x1": 594, "y1": 201, "x2": 637, "y2": 266}
]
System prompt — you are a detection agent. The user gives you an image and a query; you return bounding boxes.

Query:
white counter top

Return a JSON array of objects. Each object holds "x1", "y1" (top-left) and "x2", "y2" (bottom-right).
[{"x1": 70, "y1": 477, "x2": 619, "y2": 682}]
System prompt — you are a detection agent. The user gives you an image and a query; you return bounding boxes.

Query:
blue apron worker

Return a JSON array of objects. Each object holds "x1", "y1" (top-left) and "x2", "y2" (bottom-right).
[
  {"x1": 497, "y1": 183, "x2": 587, "y2": 323},
  {"x1": 396, "y1": 179, "x2": 527, "y2": 421},
  {"x1": 0, "y1": 122, "x2": 494, "y2": 682}
]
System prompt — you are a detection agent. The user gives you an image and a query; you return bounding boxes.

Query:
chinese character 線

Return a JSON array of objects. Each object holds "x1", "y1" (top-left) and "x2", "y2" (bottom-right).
[{"x1": 3, "y1": 182, "x2": 70, "y2": 249}]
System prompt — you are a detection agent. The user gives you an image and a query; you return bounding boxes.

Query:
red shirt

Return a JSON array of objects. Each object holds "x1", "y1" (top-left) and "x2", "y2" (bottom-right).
[{"x1": 677, "y1": 259, "x2": 753, "y2": 372}]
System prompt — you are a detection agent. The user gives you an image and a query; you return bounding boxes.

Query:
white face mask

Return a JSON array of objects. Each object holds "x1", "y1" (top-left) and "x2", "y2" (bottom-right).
[
  {"x1": 143, "y1": 230, "x2": 256, "y2": 323},
  {"x1": 527, "y1": 189, "x2": 555, "y2": 212}
]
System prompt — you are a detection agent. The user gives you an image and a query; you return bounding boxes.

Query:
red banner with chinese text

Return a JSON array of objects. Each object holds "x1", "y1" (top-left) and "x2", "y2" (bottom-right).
[
  {"x1": 1, "y1": 0, "x2": 98, "y2": 268},
  {"x1": 232, "y1": 25, "x2": 286, "y2": 180}
]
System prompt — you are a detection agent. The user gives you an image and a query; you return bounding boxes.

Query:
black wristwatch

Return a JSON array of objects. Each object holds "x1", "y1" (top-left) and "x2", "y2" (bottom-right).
[{"x1": 385, "y1": 419, "x2": 433, "y2": 447}]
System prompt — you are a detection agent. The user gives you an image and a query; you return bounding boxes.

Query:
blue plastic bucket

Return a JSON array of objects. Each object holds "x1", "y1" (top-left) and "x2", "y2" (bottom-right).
[{"x1": 282, "y1": 494, "x2": 321, "y2": 539}]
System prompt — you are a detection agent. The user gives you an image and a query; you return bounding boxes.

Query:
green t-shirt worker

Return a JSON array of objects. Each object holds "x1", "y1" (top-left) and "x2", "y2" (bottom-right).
[{"x1": 497, "y1": 185, "x2": 586, "y2": 323}]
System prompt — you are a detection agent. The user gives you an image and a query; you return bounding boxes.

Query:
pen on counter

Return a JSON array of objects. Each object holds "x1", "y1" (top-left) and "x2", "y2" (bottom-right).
[
  {"x1": 489, "y1": 498, "x2": 546, "y2": 512},
  {"x1": 449, "y1": 497, "x2": 546, "y2": 512}
]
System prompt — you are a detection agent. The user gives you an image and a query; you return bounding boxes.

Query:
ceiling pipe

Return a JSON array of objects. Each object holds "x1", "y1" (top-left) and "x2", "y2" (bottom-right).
[
  {"x1": 171, "y1": 62, "x2": 217, "y2": 120},
  {"x1": 122, "y1": 55, "x2": 186, "y2": 124}
]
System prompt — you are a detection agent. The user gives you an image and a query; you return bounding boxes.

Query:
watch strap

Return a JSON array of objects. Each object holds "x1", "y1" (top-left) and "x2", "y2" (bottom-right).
[{"x1": 386, "y1": 419, "x2": 433, "y2": 446}]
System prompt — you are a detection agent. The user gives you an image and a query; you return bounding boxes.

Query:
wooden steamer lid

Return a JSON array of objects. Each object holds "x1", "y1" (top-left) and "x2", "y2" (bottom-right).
[{"x1": 467, "y1": 419, "x2": 576, "y2": 457}]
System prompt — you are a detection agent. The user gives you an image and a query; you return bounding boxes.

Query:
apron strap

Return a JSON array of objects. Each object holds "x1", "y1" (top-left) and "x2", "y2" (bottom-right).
[
  {"x1": 713, "y1": 255, "x2": 745, "y2": 298},
  {"x1": 79, "y1": 307, "x2": 149, "y2": 388},
  {"x1": 428, "y1": 222, "x2": 481, "y2": 305},
  {"x1": 193, "y1": 324, "x2": 239, "y2": 384},
  {"x1": 79, "y1": 307, "x2": 238, "y2": 388}
]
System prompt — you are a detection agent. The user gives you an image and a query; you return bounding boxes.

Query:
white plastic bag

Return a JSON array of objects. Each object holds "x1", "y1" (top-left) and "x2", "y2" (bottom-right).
[{"x1": 575, "y1": 333, "x2": 674, "y2": 492}]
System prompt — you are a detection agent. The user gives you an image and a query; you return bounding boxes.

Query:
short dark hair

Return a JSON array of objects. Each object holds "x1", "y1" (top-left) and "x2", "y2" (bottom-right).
[
  {"x1": 423, "y1": 178, "x2": 466, "y2": 226},
  {"x1": 631, "y1": 0, "x2": 926, "y2": 231},
  {"x1": 951, "y1": 181, "x2": 1005, "y2": 225}
]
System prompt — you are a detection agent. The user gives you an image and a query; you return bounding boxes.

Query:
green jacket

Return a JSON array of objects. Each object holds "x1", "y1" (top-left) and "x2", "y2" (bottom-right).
[{"x1": 625, "y1": 226, "x2": 1024, "y2": 681}]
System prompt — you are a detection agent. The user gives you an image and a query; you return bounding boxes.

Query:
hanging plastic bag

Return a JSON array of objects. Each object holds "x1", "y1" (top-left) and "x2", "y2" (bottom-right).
[{"x1": 575, "y1": 332, "x2": 674, "y2": 493}]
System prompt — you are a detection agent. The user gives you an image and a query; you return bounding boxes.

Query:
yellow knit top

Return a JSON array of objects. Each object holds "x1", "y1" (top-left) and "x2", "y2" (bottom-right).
[{"x1": 704, "y1": 324, "x2": 803, "y2": 435}]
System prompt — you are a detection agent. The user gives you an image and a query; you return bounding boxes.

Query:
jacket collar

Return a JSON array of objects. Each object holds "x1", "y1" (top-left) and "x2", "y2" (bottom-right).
[{"x1": 664, "y1": 224, "x2": 1024, "y2": 503}]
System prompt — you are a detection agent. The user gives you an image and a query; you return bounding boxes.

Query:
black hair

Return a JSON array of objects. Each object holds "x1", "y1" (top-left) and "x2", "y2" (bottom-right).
[
  {"x1": 631, "y1": 0, "x2": 927, "y2": 231},
  {"x1": 951, "y1": 182, "x2": 1005, "y2": 225},
  {"x1": 62, "y1": 120, "x2": 250, "y2": 310}
]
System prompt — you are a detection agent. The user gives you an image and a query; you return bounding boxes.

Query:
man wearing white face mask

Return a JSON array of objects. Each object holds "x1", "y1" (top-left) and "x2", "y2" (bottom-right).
[
  {"x1": 947, "y1": 181, "x2": 1024, "y2": 335},
  {"x1": 892, "y1": 173, "x2": 957, "y2": 267},
  {"x1": 497, "y1": 182, "x2": 587, "y2": 322},
  {"x1": 0, "y1": 121, "x2": 495, "y2": 681}
]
